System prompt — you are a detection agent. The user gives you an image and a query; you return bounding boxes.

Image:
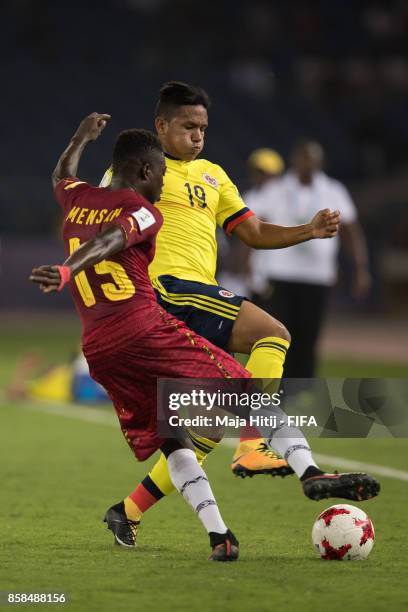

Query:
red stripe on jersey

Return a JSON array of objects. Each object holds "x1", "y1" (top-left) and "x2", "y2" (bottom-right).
[{"x1": 225, "y1": 210, "x2": 254, "y2": 235}]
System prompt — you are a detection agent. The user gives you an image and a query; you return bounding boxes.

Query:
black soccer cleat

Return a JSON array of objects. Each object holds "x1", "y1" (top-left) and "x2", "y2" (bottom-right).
[
  {"x1": 208, "y1": 529, "x2": 239, "y2": 562},
  {"x1": 103, "y1": 501, "x2": 140, "y2": 548},
  {"x1": 302, "y1": 472, "x2": 380, "y2": 502},
  {"x1": 232, "y1": 462, "x2": 295, "y2": 479}
]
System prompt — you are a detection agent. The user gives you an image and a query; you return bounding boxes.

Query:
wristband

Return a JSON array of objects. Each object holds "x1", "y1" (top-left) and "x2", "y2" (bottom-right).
[{"x1": 56, "y1": 265, "x2": 72, "y2": 291}]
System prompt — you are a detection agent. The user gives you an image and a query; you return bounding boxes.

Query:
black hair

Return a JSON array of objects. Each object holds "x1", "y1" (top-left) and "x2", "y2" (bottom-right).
[
  {"x1": 112, "y1": 128, "x2": 162, "y2": 174},
  {"x1": 154, "y1": 81, "x2": 211, "y2": 119}
]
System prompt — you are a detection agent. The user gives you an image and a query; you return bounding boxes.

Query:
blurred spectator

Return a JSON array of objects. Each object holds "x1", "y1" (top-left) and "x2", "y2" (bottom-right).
[
  {"x1": 216, "y1": 148, "x2": 284, "y2": 294},
  {"x1": 247, "y1": 140, "x2": 371, "y2": 377},
  {"x1": 7, "y1": 351, "x2": 108, "y2": 404},
  {"x1": 246, "y1": 148, "x2": 285, "y2": 190}
]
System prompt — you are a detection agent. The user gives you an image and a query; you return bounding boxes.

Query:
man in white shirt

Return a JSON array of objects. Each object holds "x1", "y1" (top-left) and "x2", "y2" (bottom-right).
[
  {"x1": 217, "y1": 147, "x2": 285, "y2": 295},
  {"x1": 246, "y1": 140, "x2": 371, "y2": 377}
]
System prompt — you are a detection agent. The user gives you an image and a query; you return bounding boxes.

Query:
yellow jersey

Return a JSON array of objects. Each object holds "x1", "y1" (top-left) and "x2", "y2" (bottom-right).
[{"x1": 101, "y1": 155, "x2": 253, "y2": 285}]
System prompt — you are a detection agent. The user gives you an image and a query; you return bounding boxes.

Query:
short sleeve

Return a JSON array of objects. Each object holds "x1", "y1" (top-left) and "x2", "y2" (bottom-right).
[
  {"x1": 54, "y1": 177, "x2": 88, "y2": 209},
  {"x1": 104, "y1": 200, "x2": 161, "y2": 248},
  {"x1": 215, "y1": 166, "x2": 254, "y2": 235},
  {"x1": 333, "y1": 181, "x2": 358, "y2": 224}
]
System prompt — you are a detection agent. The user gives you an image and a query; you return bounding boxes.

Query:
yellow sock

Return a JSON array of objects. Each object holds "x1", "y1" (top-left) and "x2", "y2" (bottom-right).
[
  {"x1": 245, "y1": 336, "x2": 290, "y2": 379},
  {"x1": 138, "y1": 433, "x2": 220, "y2": 502},
  {"x1": 246, "y1": 335, "x2": 290, "y2": 401},
  {"x1": 148, "y1": 451, "x2": 176, "y2": 496},
  {"x1": 240, "y1": 336, "x2": 290, "y2": 442},
  {"x1": 187, "y1": 429, "x2": 219, "y2": 464},
  {"x1": 124, "y1": 496, "x2": 144, "y2": 521}
]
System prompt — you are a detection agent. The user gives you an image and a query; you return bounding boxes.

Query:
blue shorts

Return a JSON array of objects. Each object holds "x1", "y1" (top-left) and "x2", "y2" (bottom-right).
[{"x1": 153, "y1": 275, "x2": 246, "y2": 351}]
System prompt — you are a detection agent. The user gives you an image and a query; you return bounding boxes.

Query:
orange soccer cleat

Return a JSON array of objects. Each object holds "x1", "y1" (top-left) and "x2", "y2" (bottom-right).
[{"x1": 231, "y1": 439, "x2": 294, "y2": 478}]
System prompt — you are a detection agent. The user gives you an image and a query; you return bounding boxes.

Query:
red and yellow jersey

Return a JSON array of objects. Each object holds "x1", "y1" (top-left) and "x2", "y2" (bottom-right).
[
  {"x1": 55, "y1": 177, "x2": 163, "y2": 352},
  {"x1": 101, "y1": 155, "x2": 253, "y2": 285}
]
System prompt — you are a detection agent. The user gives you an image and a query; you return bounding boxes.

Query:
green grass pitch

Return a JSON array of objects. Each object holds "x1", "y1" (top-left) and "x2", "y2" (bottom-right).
[{"x1": 1, "y1": 317, "x2": 407, "y2": 611}]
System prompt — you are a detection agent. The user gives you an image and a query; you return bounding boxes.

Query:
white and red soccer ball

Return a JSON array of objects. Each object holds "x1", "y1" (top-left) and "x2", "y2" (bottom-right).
[{"x1": 312, "y1": 504, "x2": 375, "y2": 560}]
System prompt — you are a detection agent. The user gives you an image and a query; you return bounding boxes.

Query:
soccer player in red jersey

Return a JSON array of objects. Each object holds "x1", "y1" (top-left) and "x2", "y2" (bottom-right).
[
  {"x1": 30, "y1": 112, "x2": 251, "y2": 560},
  {"x1": 31, "y1": 113, "x2": 380, "y2": 558}
]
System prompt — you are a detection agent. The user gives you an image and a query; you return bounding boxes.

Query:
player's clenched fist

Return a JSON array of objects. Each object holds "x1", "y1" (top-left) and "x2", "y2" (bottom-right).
[
  {"x1": 310, "y1": 208, "x2": 340, "y2": 239},
  {"x1": 73, "y1": 112, "x2": 111, "y2": 143}
]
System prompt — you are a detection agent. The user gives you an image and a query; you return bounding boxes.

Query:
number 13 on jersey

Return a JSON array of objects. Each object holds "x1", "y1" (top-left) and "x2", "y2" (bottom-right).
[{"x1": 69, "y1": 237, "x2": 135, "y2": 307}]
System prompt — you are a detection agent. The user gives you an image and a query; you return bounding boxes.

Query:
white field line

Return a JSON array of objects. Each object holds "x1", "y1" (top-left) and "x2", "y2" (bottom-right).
[
  {"x1": 21, "y1": 400, "x2": 118, "y2": 426},
  {"x1": 222, "y1": 439, "x2": 408, "y2": 481},
  {"x1": 8, "y1": 400, "x2": 408, "y2": 483},
  {"x1": 312, "y1": 453, "x2": 408, "y2": 482}
]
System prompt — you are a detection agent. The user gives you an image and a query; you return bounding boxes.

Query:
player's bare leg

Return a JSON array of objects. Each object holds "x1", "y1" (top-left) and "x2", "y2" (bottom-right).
[{"x1": 228, "y1": 299, "x2": 294, "y2": 478}]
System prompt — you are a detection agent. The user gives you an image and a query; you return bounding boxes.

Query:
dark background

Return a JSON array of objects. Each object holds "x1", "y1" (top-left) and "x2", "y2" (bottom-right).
[{"x1": 1, "y1": 0, "x2": 408, "y2": 319}]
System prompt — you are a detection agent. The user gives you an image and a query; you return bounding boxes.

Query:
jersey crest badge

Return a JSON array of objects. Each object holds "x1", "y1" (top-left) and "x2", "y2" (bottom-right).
[
  {"x1": 219, "y1": 289, "x2": 235, "y2": 298},
  {"x1": 203, "y1": 173, "x2": 218, "y2": 188}
]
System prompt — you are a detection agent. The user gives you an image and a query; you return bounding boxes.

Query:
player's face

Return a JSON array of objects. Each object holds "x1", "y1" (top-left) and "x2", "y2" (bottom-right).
[
  {"x1": 156, "y1": 105, "x2": 208, "y2": 161},
  {"x1": 292, "y1": 142, "x2": 324, "y2": 178},
  {"x1": 146, "y1": 151, "x2": 166, "y2": 203}
]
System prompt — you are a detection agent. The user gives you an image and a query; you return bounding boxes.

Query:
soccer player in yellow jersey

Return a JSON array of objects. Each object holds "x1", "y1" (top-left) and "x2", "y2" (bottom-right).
[{"x1": 101, "y1": 82, "x2": 342, "y2": 542}]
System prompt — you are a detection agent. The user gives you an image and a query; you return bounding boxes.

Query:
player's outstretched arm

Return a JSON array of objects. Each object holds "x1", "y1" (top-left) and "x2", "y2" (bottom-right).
[
  {"x1": 51, "y1": 112, "x2": 111, "y2": 188},
  {"x1": 29, "y1": 225, "x2": 125, "y2": 293},
  {"x1": 233, "y1": 209, "x2": 341, "y2": 249}
]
